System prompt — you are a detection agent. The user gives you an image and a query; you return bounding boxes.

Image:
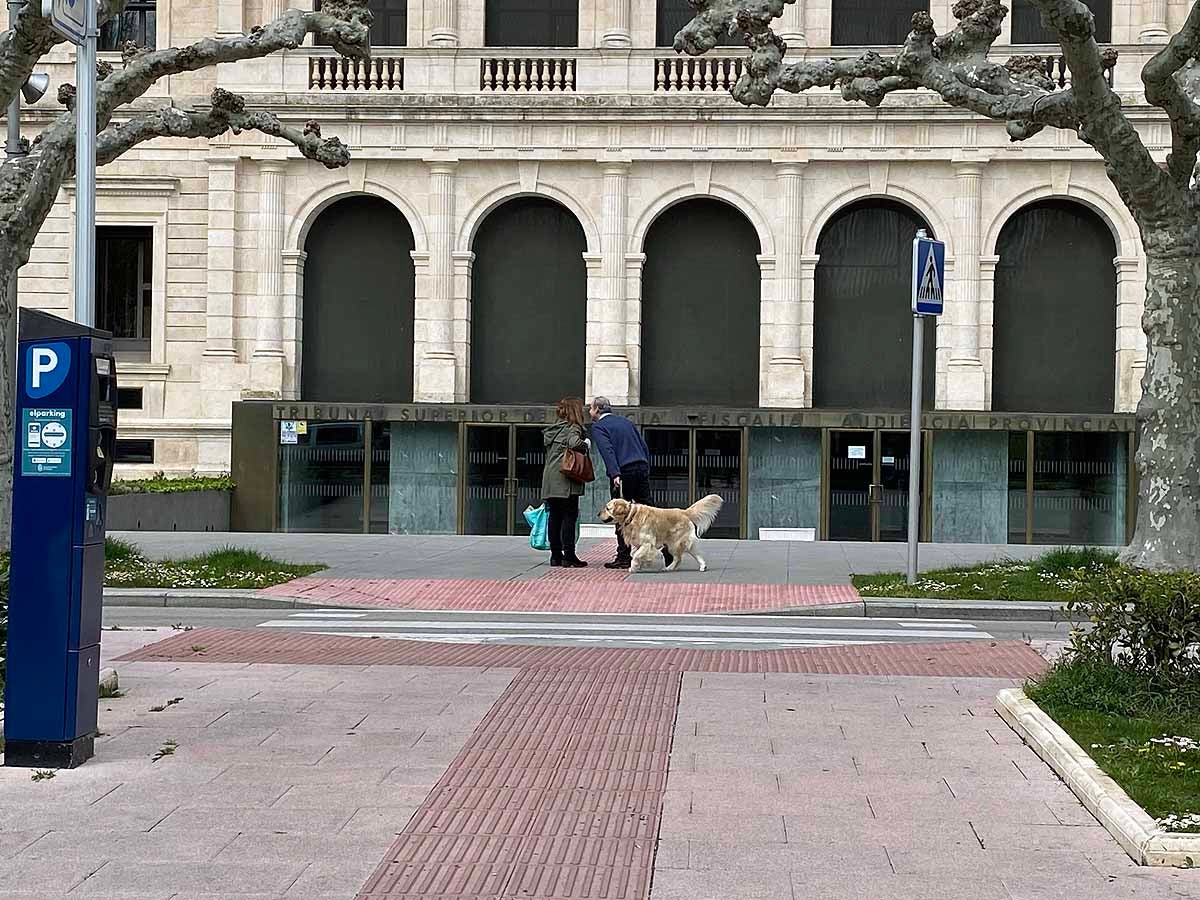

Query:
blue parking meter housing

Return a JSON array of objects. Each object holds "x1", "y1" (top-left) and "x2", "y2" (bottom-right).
[{"x1": 4, "y1": 309, "x2": 117, "y2": 768}]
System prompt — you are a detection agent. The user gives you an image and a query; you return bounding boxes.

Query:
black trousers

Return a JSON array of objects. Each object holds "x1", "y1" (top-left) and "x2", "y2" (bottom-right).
[
  {"x1": 611, "y1": 462, "x2": 671, "y2": 564},
  {"x1": 545, "y1": 496, "x2": 580, "y2": 561}
]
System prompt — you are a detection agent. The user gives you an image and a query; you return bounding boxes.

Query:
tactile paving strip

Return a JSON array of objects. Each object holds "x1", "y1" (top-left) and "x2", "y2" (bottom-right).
[
  {"x1": 119, "y1": 628, "x2": 1048, "y2": 678},
  {"x1": 354, "y1": 668, "x2": 679, "y2": 900},
  {"x1": 260, "y1": 577, "x2": 861, "y2": 613}
]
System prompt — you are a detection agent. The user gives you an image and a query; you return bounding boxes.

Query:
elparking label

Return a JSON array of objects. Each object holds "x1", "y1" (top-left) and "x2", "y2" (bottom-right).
[{"x1": 22, "y1": 408, "x2": 72, "y2": 477}]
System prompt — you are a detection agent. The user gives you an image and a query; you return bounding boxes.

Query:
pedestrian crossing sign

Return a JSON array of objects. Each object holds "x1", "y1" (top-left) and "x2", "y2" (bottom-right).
[{"x1": 911, "y1": 234, "x2": 945, "y2": 316}]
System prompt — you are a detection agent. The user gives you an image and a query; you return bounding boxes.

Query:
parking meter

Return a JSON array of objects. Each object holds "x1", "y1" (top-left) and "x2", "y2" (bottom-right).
[{"x1": 4, "y1": 309, "x2": 117, "y2": 768}]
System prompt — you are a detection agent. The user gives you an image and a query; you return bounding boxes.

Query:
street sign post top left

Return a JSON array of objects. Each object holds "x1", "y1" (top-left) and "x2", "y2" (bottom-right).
[{"x1": 42, "y1": 0, "x2": 94, "y2": 45}]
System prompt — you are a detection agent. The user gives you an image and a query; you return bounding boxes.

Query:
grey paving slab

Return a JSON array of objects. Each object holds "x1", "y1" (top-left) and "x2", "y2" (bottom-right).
[
  {"x1": 654, "y1": 671, "x2": 1200, "y2": 900},
  {"x1": 0, "y1": 660, "x2": 507, "y2": 900},
  {"x1": 111, "y1": 531, "x2": 1086, "y2": 586}
]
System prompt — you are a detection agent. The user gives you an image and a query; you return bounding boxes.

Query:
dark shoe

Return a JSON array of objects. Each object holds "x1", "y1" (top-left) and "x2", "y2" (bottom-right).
[
  {"x1": 550, "y1": 557, "x2": 564, "y2": 567},
  {"x1": 604, "y1": 559, "x2": 631, "y2": 569},
  {"x1": 563, "y1": 558, "x2": 588, "y2": 568}
]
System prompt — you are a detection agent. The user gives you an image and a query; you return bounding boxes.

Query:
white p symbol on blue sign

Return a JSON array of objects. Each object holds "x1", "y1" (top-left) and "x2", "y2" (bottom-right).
[{"x1": 26, "y1": 342, "x2": 71, "y2": 399}]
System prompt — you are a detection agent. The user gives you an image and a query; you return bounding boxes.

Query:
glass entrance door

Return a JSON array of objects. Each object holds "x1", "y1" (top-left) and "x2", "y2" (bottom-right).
[
  {"x1": 644, "y1": 427, "x2": 744, "y2": 538},
  {"x1": 827, "y1": 430, "x2": 926, "y2": 541},
  {"x1": 695, "y1": 429, "x2": 742, "y2": 539},
  {"x1": 463, "y1": 425, "x2": 548, "y2": 535},
  {"x1": 828, "y1": 431, "x2": 874, "y2": 540}
]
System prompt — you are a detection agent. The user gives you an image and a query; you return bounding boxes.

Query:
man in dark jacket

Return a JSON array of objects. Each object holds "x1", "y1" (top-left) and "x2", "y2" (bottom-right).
[{"x1": 589, "y1": 397, "x2": 672, "y2": 569}]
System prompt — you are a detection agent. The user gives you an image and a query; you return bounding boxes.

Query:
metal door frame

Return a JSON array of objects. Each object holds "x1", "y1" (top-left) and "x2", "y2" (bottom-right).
[
  {"x1": 457, "y1": 422, "x2": 519, "y2": 535},
  {"x1": 643, "y1": 425, "x2": 748, "y2": 539},
  {"x1": 821, "y1": 428, "x2": 931, "y2": 542}
]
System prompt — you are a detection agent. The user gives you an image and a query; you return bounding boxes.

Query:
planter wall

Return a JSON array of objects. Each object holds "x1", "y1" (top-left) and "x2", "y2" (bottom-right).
[{"x1": 107, "y1": 491, "x2": 231, "y2": 532}]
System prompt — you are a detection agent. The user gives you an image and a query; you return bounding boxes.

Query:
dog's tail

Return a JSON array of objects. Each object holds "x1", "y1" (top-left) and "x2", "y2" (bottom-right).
[{"x1": 685, "y1": 494, "x2": 724, "y2": 537}]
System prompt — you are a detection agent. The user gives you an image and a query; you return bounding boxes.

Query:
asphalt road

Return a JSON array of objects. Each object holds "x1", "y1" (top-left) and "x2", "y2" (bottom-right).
[{"x1": 103, "y1": 607, "x2": 1072, "y2": 651}]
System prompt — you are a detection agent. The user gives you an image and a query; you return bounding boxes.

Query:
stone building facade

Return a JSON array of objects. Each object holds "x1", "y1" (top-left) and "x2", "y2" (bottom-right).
[{"x1": 13, "y1": 0, "x2": 1174, "y2": 543}]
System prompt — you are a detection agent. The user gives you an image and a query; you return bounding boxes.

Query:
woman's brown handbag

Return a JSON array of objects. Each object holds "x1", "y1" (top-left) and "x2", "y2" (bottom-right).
[{"x1": 561, "y1": 447, "x2": 595, "y2": 483}]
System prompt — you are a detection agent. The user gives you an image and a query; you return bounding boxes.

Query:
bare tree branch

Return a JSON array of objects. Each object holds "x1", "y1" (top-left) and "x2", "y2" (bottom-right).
[
  {"x1": 0, "y1": 1, "x2": 372, "y2": 271},
  {"x1": 0, "y1": 0, "x2": 126, "y2": 117},
  {"x1": 1143, "y1": 2, "x2": 1200, "y2": 186},
  {"x1": 95, "y1": 89, "x2": 352, "y2": 169},
  {"x1": 677, "y1": 0, "x2": 1179, "y2": 224}
]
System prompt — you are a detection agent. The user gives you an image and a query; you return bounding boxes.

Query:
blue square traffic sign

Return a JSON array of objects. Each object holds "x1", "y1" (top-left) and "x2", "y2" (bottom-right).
[{"x1": 911, "y1": 235, "x2": 946, "y2": 316}]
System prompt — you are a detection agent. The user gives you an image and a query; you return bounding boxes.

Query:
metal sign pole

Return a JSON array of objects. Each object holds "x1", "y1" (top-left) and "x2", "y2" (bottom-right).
[
  {"x1": 906, "y1": 311, "x2": 923, "y2": 585},
  {"x1": 74, "y1": 0, "x2": 97, "y2": 327}
]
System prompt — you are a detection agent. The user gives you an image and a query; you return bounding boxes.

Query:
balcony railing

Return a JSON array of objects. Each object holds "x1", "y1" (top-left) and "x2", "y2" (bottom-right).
[
  {"x1": 479, "y1": 57, "x2": 577, "y2": 92},
  {"x1": 308, "y1": 55, "x2": 405, "y2": 91},
  {"x1": 655, "y1": 55, "x2": 745, "y2": 92}
]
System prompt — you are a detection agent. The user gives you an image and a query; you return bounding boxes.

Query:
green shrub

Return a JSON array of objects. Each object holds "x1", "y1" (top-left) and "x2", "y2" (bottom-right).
[
  {"x1": 1066, "y1": 567, "x2": 1200, "y2": 682},
  {"x1": 104, "y1": 536, "x2": 139, "y2": 561},
  {"x1": 109, "y1": 472, "x2": 234, "y2": 495}
]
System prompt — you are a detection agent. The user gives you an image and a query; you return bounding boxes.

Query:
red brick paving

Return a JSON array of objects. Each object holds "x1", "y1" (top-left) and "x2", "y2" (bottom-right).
[
  {"x1": 118, "y1": 628, "x2": 1047, "y2": 678},
  {"x1": 355, "y1": 668, "x2": 677, "y2": 899},
  {"x1": 261, "y1": 577, "x2": 861, "y2": 614}
]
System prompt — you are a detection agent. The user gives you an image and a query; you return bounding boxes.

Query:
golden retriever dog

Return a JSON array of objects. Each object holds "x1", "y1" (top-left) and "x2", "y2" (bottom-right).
[{"x1": 598, "y1": 495, "x2": 723, "y2": 573}]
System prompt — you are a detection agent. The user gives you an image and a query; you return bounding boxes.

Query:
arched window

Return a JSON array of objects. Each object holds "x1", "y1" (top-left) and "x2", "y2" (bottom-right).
[
  {"x1": 655, "y1": 0, "x2": 741, "y2": 47},
  {"x1": 1011, "y1": 0, "x2": 1110, "y2": 44},
  {"x1": 470, "y1": 197, "x2": 587, "y2": 403},
  {"x1": 993, "y1": 200, "x2": 1117, "y2": 413},
  {"x1": 641, "y1": 198, "x2": 761, "y2": 406},
  {"x1": 485, "y1": 0, "x2": 579, "y2": 47},
  {"x1": 831, "y1": 0, "x2": 929, "y2": 46},
  {"x1": 302, "y1": 196, "x2": 416, "y2": 401},
  {"x1": 814, "y1": 200, "x2": 936, "y2": 409}
]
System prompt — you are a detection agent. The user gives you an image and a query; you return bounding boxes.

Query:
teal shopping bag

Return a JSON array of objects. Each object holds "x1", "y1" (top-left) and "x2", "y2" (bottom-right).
[{"x1": 524, "y1": 504, "x2": 550, "y2": 551}]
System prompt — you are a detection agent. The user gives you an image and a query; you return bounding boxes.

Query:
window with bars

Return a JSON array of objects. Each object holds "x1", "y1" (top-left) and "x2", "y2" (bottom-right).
[
  {"x1": 831, "y1": 0, "x2": 929, "y2": 46},
  {"x1": 1011, "y1": 0, "x2": 1110, "y2": 44},
  {"x1": 655, "y1": 0, "x2": 741, "y2": 48},
  {"x1": 97, "y1": 226, "x2": 153, "y2": 353},
  {"x1": 485, "y1": 0, "x2": 579, "y2": 47},
  {"x1": 98, "y1": 0, "x2": 156, "y2": 51},
  {"x1": 314, "y1": 0, "x2": 407, "y2": 46}
]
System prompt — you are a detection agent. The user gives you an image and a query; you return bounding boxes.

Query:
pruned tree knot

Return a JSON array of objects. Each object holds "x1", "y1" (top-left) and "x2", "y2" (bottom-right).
[
  {"x1": 97, "y1": 60, "x2": 114, "y2": 81},
  {"x1": 951, "y1": 0, "x2": 984, "y2": 20},
  {"x1": 248, "y1": 25, "x2": 266, "y2": 42},
  {"x1": 121, "y1": 41, "x2": 148, "y2": 67},
  {"x1": 57, "y1": 83, "x2": 76, "y2": 109},
  {"x1": 304, "y1": 120, "x2": 322, "y2": 137},
  {"x1": 210, "y1": 88, "x2": 246, "y2": 116},
  {"x1": 1101, "y1": 47, "x2": 1119, "y2": 71},
  {"x1": 911, "y1": 11, "x2": 935, "y2": 35}
]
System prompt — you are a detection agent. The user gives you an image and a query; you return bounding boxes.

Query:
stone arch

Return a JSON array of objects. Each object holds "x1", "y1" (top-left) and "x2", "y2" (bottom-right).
[
  {"x1": 630, "y1": 183, "x2": 775, "y2": 257},
  {"x1": 457, "y1": 182, "x2": 600, "y2": 255},
  {"x1": 287, "y1": 178, "x2": 428, "y2": 254},
  {"x1": 813, "y1": 198, "x2": 937, "y2": 409},
  {"x1": 469, "y1": 196, "x2": 588, "y2": 403},
  {"x1": 301, "y1": 195, "x2": 417, "y2": 402},
  {"x1": 639, "y1": 197, "x2": 762, "y2": 406},
  {"x1": 804, "y1": 186, "x2": 954, "y2": 258},
  {"x1": 983, "y1": 184, "x2": 1137, "y2": 259},
  {"x1": 992, "y1": 198, "x2": 1118, "y2": 413}
]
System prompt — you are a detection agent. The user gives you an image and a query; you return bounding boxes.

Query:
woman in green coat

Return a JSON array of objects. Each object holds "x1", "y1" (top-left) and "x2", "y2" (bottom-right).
[{"x1": 542, "y1": 397, "x2": 590, "y2": 567}]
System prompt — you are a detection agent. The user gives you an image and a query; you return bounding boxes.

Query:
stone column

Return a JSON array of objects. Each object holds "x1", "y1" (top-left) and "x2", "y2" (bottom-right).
[
  {"x1": 1115, "y1": 256, "x2": 1144, "y2": 411},
  {"x1": 416, "y1": 161, "x2": 458, "y2": 402},
  {"x1": 978, "y1": 255, "x2": 999, "y2": 408},
  {"x1": 1140, "y1": 0, "x2": 1168, "y2": 43},
  {"x1": 281, "y1": 250, "x2": 306, "y2": 399},
  {"x1": 777, "y1": 0, "x2": 806, "y2": 50},
  {"x1": 203, "y1": 155, "x2": 241, "y2": 417},
  {"x1": 602, "y1": 0, "x2": 632, "y2": 48},
  {"x1": 452, "y1": 250, "x2": 475, "y2": 401},
  {"x1": 624, "y1": 253, "x2": 646, "y2": 404},
  {"x1": 205, "y1": 157, "x2": 238, "y2": 360},
  {"x1": 251, "y1": 160, "x2": 286, "y2": 396},
  {"x1": 431, "y1": 0, "x2": 459, "y2": 47},
  {"x1": 591, "y1": 162, "x2": 633, "y2": 403},
  {"x1": 945, "y1": 159, "x2": 987, "y2": 409},
  {"x1": 766, "y1": 162, "x2": 806, "y2": 407},
  {"x1": 798, "y1": 255, "x2": 818, "y2": 407}
]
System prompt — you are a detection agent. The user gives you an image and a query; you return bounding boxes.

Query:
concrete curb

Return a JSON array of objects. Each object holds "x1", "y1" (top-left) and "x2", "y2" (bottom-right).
[
  {"x1": 103, "y1": 588, "x2": 337, "y2": 610},
  {"x1": 102, "y1": 588, "x2": 1073, "y2": 621},
  {"x1": 996, "y1": 687, "x2": 1200, "y2": 867}
]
